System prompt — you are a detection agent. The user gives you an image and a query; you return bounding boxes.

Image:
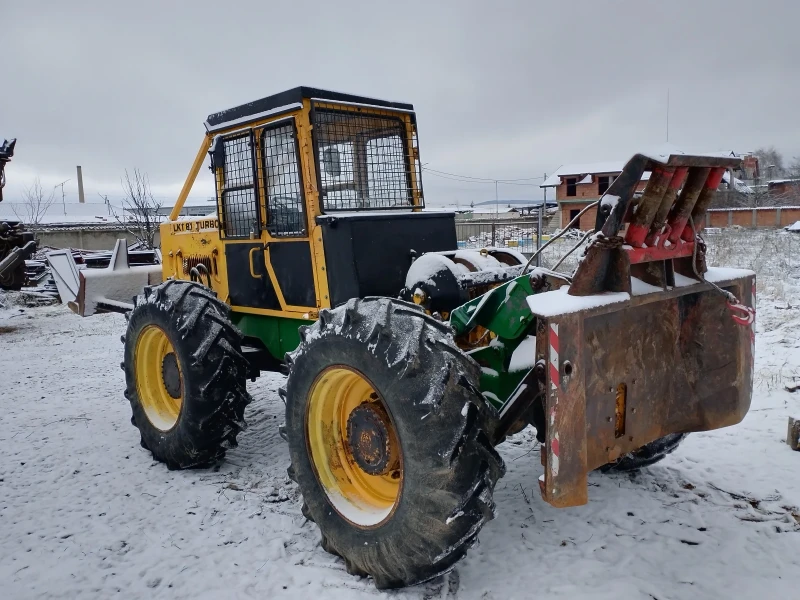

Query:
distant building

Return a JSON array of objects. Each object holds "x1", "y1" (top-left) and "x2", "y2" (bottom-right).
[
  {"x1": 436, "y1": 200, "x2": 557, "y2": 221},
  {"x1": 767, "y1": 179, "x2": 800, "y2": 200},
  {"x1": 731, "y1": 151, "x2": 759, "y2": 181},
  {"x1": 541, "y1": 161, "x2": 649, "y2": 229},
  {"x1": 154, "y1": 201, "x2": 216, "y2": 217},
  {"x1": 542, "y1": 157, "x2": 753, "y2": 229},
  {"x1": 0, "y1": 201, "x2": 121, "y2": 226}
]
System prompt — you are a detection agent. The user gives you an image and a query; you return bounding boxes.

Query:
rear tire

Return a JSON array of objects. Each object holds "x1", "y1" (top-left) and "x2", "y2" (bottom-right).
[
  {"x1": 601, "y1": 433, "x2": 687, "y2": 472},
  {"x1": 285, "y1": 297, "x2": 504, "y2": 589},
  {"x1": 123, "y1": 279, "x2": 252, "y2": 469}
]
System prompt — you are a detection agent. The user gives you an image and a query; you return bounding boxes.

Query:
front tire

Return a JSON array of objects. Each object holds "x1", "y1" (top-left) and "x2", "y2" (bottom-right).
[
  {"x1": 285, "y1": 297, "x2": 504, "y2": 589},
  {"x1": 123, "y1": 280, "x2": 252, "y2": 469}
]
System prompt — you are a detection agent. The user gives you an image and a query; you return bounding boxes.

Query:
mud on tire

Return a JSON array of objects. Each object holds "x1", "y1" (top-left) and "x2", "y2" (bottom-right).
[
  {"x1": 123, "y1": 279, "x2": 252, "y2": 469},
  {"x1": 285, "y1": 297, "x2": 505, "y2": 589}
]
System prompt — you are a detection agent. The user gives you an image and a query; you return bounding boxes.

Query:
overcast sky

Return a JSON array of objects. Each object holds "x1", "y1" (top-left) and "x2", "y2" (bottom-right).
[{"x1": 2, "y1": 0, "x2": 798, "y2": 208}]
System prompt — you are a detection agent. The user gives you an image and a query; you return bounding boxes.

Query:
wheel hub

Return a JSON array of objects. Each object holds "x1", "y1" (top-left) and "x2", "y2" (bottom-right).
[
  {"x1": 161, "y1": 352, "x2": 182, "y2": 399},
  {"x1": 346, "y1": 402, "x2": 399, "y2": 477},
  {"x1": 134, "y1": 325, "x2": 183, "y2": 432}
]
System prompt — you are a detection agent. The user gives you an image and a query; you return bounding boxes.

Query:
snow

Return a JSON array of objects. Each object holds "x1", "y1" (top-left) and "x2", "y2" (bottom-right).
[
  {"x1": 599, "y1": 194, "x2": 620, "y2": 210},
  {"x1": 721, "y1": 171, "x2": 754, "y2": 194},
  {"x1": 541, "y1": 161, "x2": 630, "y2": 188},
  {"x1": 0, "y1": 202, "x2": 123, "y2": 226},
  {"x1": 703, "y1": 266, "x2": 756, "y2": 283},
  {"x1": 1, "y1": 229, "x2": 799, "y2": 599},
  {"x1": 508, "y1": 335, "x2": 536, "y2": 372},
  {"x1": 526, "y1": 287, "x2": 630, "y2": 318},
  {"x1": 404, "y1": 253, "x2": 460, "y2": 287},
  {"x1": 405, "y1": 251, "x2": 521, "y2": 291},
  {"x1": 786, "y1": 220, "x2": 800, "y2": 232},
  {"x1": 204, "y1": 103, "x2": 303, "y2": 133},
  {"x1": 630, "y1": 276, "x2": 662, "y2": 296},
  {"x1": 673, "y1": 273, "x2": 698, "y2": 288}
]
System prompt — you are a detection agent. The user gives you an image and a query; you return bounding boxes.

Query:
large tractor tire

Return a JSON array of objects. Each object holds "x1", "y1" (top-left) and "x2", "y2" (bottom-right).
[
  {"x1": 285, "y1": 297, "x2": 504, "y2": 589},
  {"x1": 601, "y1": 433, "x2": 687, "y2": 472},
  {"x1": 123, "y1": 279, "x2": 252, "y2": 469}
]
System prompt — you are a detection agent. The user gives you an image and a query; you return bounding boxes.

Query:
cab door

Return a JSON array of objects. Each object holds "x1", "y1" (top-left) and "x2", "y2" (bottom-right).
[{"x1": 215, "y1": 119, "x2": 317, "y2": 313}]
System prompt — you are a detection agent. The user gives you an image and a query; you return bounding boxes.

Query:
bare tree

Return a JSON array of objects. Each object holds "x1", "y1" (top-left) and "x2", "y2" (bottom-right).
[
  {"x1": 787, "y1": 156, "x2": 800, "y2": 179},
  {"x1": 753, "y1": 146, "x2": 785, "y2": 179},
  {"x1": 12, "y1": 177, "x2": 57, "y2": 225},
  {"x1": 113, "y1": 169, "x2": 163, "y2": 249}
]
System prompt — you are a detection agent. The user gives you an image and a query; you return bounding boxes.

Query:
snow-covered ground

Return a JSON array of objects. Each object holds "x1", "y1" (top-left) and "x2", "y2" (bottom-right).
[{"x1": 2, "y1": 230, "x2": 800, "y2": 599}]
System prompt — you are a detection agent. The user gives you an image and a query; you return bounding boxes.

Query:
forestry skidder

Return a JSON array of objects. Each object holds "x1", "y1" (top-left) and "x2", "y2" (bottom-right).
[{"x1": 58, "y1": 88, "x2": 755, "y2": 588}]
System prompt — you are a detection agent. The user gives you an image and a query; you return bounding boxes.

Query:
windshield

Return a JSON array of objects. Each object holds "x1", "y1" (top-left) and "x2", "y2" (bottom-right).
[{"x1": 312, "y1": 107, "x2": 420, "y2": 211}]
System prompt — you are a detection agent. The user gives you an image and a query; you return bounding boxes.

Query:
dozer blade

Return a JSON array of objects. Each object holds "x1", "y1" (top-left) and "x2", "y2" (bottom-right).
[
  {"x1": 529, "y1": 152, "x2": 754, "y2": 508},
  {"x1": 48, "y1": 239, "x2": 162, "y2": 316}
]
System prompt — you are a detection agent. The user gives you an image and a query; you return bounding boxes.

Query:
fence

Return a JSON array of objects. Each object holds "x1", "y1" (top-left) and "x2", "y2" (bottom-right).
[
  {"x1": 706, "y1": 206, "x2": 800, "y2": 229},
  {"x1": 456, "y1": 220, "x2": 545, "y2": 254}
]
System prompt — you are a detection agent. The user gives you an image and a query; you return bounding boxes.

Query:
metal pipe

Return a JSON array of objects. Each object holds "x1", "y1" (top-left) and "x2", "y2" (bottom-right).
[
  {"x1": 536, "y1": 203, "x2": 543, "y2": 267},
  {"x1": 169, "y1": 135, "x2": 213, "y2": 221}
]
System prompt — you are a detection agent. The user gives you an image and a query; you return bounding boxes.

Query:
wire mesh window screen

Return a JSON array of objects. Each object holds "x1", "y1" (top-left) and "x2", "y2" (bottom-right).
[
  {"x1": 219, "y1": 133, "x2": 259, "y2": 237},
  {"x1": 261, "y1": 122, "x2": 306, "y2": 236},
  {"x1": 312, "y1": 107, "x2": 420, "y2": 211}
]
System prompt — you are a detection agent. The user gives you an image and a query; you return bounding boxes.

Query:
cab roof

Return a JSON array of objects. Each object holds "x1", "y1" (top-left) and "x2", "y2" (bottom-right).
[{"x1": 205, "y1": 87, "x2": 415, "y2": 132}]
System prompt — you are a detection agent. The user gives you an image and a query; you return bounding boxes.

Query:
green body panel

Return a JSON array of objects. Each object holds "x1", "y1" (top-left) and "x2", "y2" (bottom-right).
[
  {"x1": 469, "y1": 342, "x2": 530, "y2": 410},
  {"x1": 450, "y1": 273, "x2": 539, "y2": 411},
  {"x1": 231, "y1": 312, "x2": 312, "y2": 360},
  {"x1": 450, "y1": 275, "x2": 535, "y2": 339},
  {"x1": 230, "y1": 272, "x2": 539, "y2": 412}
]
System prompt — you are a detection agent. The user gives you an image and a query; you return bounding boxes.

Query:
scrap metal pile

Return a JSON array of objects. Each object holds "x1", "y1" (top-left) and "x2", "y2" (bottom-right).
[{"x1": 0, "y1": 244, "x2": 159, "y2": 306}]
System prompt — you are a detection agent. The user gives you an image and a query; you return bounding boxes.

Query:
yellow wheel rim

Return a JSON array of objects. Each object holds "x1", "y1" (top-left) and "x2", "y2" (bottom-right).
[
  {"x1": 306, "y1": 366, "x2": 402, "y2": 527},
  {"x1": 134, "y1": 325, "x2": 183, "y2": 432}
]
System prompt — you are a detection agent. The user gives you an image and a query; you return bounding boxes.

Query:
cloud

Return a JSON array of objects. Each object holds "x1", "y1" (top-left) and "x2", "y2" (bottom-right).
[{"x1": 2, "y1": 0, "x2": 798, "y2": 208}]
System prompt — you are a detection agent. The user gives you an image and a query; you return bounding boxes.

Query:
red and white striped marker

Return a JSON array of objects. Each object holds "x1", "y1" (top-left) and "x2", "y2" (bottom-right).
[
  {"x1": 549, "y1": 323, "x2": 559, "y2": 391},
  {"x1": 549, "y1": 322, "x2": 560, "y2": 477}
]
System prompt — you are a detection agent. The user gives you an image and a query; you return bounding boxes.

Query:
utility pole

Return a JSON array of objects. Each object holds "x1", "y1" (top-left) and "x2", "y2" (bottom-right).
[
  {"x1": 537, "y1": 172, "x2": 545, "y2": 267},
  {"x1": 55, "y1": 179, "x2": 70, "y2": 215},
  {"x1": 98, "y1": 192, "x2": 111, "y2": 215}
]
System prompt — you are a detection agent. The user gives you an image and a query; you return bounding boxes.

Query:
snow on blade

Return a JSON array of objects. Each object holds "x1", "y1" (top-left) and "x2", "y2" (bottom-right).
[
  {"x1": 630, "y1": 276, "x2": 662, "y2": 296},
  {"x1": 526, "y1": 287, "x2": 630, "y2": 318}
]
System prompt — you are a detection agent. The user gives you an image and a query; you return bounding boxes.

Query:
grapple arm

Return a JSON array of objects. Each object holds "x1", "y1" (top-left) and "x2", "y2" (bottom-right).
[{"x1": 450, "y1": 153, "x2": 755, "y2": 509}]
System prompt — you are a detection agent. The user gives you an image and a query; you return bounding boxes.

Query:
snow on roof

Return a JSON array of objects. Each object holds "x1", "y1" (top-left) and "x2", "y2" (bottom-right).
[
  {"x1": 0, "y1": 202, "x2": 124, "y2": 225},
  {"x1": 767, "y1": 178, "x2": 800, "y2": 185},
  {"x1": 541, "y1": 161, "x2": 628, "y2": 187},
  {"x1": 721, "y1": 172, "x2": 754, "y2": 194}
]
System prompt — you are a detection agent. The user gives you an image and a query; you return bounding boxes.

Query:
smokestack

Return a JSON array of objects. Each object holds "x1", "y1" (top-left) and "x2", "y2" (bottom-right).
[{"x1": 76, "y1": 165, "x2": 85, "y2": 203}]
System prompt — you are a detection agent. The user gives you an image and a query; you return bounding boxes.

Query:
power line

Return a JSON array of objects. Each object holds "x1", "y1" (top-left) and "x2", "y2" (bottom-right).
[
  {"x1": 422, "y1": 166, "x2": 545, "y2": 184},
  {"x1": 423, "y1": 169, "x2": 543, "y2": 187}
]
